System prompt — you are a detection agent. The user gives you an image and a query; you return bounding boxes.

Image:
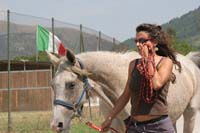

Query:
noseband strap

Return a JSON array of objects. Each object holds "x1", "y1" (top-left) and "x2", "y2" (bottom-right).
[{"x1": 54, "y1": 99, "x2": 74, "y2": 110}]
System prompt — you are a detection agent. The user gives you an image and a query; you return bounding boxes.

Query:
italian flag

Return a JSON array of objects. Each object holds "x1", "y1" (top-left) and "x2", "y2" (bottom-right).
[{"x1": 36, "y1": 25, "x2": 66, "y2": 56}]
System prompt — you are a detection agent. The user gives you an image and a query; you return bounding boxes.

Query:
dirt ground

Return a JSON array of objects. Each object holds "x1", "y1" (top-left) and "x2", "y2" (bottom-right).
[{"x1": 176, "y1": 112, "x2": 200, "y2": 133}]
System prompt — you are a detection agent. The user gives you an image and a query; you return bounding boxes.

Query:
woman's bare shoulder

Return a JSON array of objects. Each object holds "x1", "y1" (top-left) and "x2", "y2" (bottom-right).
[
  {"x1": 159, "y1": 57, "x2": 173, "y2": 69},
  {"x1": 128, "y1": 58, "x2": 140, "y2": 73},
  {"x1": 163, "y1": 57, "x2": 173, "y2": 65},
  {"x1": 129, "y1": 58, "x2": 140, "y2": 66}
]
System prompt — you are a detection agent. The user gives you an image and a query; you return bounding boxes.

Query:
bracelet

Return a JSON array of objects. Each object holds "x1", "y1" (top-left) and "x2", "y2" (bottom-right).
[{"x1": 107, "y1": 116, "x2": 113, "y2": 121}]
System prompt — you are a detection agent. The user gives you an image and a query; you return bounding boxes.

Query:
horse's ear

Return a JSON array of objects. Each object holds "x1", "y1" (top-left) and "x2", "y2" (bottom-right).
[
  {"x1": 46, "y1": 51, "x2": 59, "y2": 67},
  {"x1": 66, "y1": 49, "x2": 76, "y2": 65}
]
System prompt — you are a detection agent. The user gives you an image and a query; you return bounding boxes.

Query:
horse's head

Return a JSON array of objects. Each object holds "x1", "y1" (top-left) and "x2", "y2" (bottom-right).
[{"x1": 48, "y1": 50, "x2": 91, "y2": 133}]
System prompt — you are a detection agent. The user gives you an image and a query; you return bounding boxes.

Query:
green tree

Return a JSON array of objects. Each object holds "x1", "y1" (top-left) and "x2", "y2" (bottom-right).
[
  {"x1": 173, "y1": 40, "x2": 194, "y2": 55},
  {"x1": 166, "y1": 28, "x2": 195, "y2": 55},
  {"x1": 166, "y1": 27, "x2": 176, "y2": 39}
]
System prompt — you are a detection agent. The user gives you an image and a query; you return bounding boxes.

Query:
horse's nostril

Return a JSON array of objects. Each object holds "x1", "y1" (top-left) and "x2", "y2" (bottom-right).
[{"x1": 58, "y1": 122, "x2": 63, "y2": 128}]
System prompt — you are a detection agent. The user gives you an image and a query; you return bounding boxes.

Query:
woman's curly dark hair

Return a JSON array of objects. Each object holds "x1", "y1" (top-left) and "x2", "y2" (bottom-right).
[{"x1": 136, "y1": 23, "x2": 181, "y2": 72}]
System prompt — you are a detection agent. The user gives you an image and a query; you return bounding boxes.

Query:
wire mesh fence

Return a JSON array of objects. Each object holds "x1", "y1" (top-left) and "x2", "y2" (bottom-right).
[
  {"x1": 0, "y1": 10, "x2": 121, "y2": 61},
  {"x1": 0, "y1": 10, "x2": 119, "y2": 133}
]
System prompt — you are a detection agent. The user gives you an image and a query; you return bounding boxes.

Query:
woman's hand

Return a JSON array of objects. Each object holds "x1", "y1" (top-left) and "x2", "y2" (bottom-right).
[
  {"x1": 137, "y1": 43, "x2": 150, "y2": 58},
  {"x1": 143, "y1": 44, "x2": 149, "y2": 58},
  {"x1": 139, "y1": 43, "x2": 155, "y2": 60},
  {"x1": 100, "y1": 117, "x2": 112, "y2": 132}
]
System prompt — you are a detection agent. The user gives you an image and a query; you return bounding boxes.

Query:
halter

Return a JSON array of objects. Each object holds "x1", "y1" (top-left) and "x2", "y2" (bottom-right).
[
  {"x1": 53, "y1": 58, "x2": 118, "y2": 133},
  {"x1": 53, "y1": 58, "x2": 91, "y2": 115}
]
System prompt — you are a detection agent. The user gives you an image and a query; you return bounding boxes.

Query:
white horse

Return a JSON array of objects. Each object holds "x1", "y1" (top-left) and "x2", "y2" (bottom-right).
[{"x1": 49, "y1": 50, "x2": 200, "y2": 133}]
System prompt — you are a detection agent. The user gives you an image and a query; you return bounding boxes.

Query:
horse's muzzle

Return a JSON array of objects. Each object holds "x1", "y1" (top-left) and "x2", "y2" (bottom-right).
[{"x1": 51, "y1": 121, "x2": 68, "y2": 133}]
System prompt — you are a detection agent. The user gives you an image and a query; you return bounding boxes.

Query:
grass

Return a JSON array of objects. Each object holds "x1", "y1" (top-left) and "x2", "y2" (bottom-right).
[{"x1": 0, "y1": 107, "x2": 104, "y2": 133}]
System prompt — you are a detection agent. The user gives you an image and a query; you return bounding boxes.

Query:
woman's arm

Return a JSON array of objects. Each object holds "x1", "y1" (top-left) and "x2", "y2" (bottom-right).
[
  {"x1": 105, "y1": 61, "x2": 134, "y2": 119},
  {"x1": 150, "y1": 57, "x2": 173, "y2": 90},
  {"x1": 142, "y1": 44, "x2": 173, "y2": 90},
  {"x1": 101, "y1": 60, "x2": 135, "y2": 131}
]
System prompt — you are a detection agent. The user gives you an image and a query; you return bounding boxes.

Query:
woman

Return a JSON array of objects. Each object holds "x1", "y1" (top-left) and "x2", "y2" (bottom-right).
[{"x1": 101, "y1": 23, "x2": 181, "y2": 133}]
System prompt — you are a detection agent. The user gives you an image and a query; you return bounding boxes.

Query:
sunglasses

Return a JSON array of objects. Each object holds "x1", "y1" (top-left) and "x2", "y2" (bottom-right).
[{"x1": 134, "y1": 38, "x2": 151, "y2": 44}]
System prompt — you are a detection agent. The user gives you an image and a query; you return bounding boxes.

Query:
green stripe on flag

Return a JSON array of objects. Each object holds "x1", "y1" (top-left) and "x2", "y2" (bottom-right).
[{"x1": 37, "y1": 25, "x2": 50, "y2": 51}]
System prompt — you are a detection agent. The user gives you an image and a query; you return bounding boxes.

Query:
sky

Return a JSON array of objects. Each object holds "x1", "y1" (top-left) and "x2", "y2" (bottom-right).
[{"x1": 1, "y1": 0, "x2": 200, "y2": 41}]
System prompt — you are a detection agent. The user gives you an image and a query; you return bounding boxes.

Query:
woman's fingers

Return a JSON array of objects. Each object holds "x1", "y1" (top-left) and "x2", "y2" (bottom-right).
[{"x1": 101, "y1": 120, "x2": 112, "y2": 132}]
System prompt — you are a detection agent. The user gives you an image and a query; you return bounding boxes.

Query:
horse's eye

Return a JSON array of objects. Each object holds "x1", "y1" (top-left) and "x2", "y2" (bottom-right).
[{"x1": 66, "y1": 82, "x2": 76, "y2": 90}]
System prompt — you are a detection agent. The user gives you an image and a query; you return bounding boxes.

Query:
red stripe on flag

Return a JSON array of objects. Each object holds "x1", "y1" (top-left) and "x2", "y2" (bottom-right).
[{"x1": 58, "y1": 43, "x2": 66, "y2": 56}]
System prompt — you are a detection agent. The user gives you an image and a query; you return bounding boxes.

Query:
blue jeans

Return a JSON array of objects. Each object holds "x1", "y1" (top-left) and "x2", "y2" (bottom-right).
[{"x1": 125, "y1": 116, "x2": 175, "y2": 133}]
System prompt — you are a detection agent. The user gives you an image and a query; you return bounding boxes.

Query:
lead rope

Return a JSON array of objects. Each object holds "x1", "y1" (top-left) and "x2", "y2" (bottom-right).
[
  {"x1": 136, "y1": 44, "x2": 157, "y2": 103},
  {"x1": 78, "y1": 116, "x2": 118, "y2": 133}
]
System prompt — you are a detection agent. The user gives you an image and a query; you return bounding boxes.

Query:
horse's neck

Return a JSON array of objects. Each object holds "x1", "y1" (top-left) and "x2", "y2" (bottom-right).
[
  {"x1": 77, "y1": 51, "x2": 138, "y2": 96},
  {"x1": 76, "y1": 52, "x2": 137, "y2": 119}
]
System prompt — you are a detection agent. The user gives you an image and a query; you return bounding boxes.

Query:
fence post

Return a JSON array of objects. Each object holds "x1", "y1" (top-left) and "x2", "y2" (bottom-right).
[
  {"x1": 113, "y1": 37, "x2": 116, "y2": 51},
  {"x1": 7, "y1": 9, "x2": 11, "y2": 133},
  {"x1": 52, "y1": 17, "x2": 55, "y2": 53},
  {"x1": 96, "y1": 36, "x2": 99, "y2": 51},
  {"x1": 98, "y1": 31, "x2": 101, "y2": 51},
  {"x1": 80, "y1": 24, "x2": 85, "y2": 53},
  {"x1": 51, "y1": 18, "x2": 56, "y2": 77},
  {"x1": 36, "y1": 25, "x2": 38, "y2": 62}
]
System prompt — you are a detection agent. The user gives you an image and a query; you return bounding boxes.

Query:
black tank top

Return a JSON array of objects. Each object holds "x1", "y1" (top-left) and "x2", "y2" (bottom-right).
[{"x1": 130, "y1": 58, "x2": 169, "y2": 115}]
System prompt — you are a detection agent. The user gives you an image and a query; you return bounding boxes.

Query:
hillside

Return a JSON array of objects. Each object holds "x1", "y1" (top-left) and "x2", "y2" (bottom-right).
[
  {"x1": 163, "y1": 6, "x2": 200, "y2": 49},
  {"x1": 120, "y1": 6, "x2": 200, "y2": 51}
]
